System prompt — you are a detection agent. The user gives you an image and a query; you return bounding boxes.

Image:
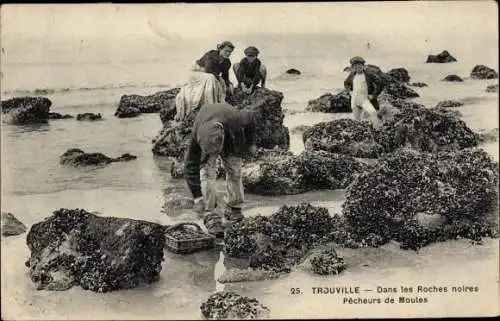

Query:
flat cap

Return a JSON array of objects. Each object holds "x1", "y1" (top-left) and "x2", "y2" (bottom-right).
[
  {"x1": 244, "y1": 46, "x2": 260, "y2": 56},
  {"x1": 350, "y1": 56, "x2": 366, "y2": 65}
]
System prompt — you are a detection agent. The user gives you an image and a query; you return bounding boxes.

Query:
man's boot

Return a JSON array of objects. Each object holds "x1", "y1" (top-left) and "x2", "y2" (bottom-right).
[
  {"x1": 203, "y1": 212, "x2": 225, "y2": 238},
  {"x1": 223, "y1": 205, "x2": 244, "y2": 225}
]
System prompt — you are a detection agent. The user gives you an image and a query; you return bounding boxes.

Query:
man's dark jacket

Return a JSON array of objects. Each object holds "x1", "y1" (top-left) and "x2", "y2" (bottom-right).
[
  {"x1": 344, "y1": 71, "x2": 386, "y2": 110},
  {"x1": 184, "y1": 103, "x2": 256, "y2": 199}
]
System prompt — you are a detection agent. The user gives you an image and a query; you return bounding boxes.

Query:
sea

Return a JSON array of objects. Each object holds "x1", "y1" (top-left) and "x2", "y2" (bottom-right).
[{"x1": 1, "y1": 30, "x2": 499, "y2": 319}]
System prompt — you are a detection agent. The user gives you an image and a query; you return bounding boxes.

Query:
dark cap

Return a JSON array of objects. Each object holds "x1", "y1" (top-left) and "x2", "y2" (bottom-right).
[
  {"x1": 350, "y1": 56, "x2": 366, "y2": 65},
  {"x1": 244, "y1": 46, "x2": 260, "y2": 56}
]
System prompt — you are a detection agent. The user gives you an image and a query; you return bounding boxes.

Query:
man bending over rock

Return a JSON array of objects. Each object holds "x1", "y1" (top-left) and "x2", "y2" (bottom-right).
[{"x1": 184, "y1": 103, "x2": 257, "y2": 237}]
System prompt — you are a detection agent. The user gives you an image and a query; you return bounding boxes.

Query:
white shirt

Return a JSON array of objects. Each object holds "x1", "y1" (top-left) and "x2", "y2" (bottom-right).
[{"x1": 352, "y1": 73, "x2": 369, "y2": 107}]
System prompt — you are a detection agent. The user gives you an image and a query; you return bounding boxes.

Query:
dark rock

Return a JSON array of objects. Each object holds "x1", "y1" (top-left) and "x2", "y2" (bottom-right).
[
  {"x1": 115, "y1": 88, "x2": 180, "y2": 120},
  {"x1": 385, "y1": 81, "x2": 420, "y2": 98},
  {"x1": 153, "y1": 87, "x2": 290, "y2": 158},
  {"x1": 303, "y1": 119, "x2": 384, "y2": 158},
  {"x1": 442, "y1": 74, "x2": 463, "y2": 82},
  {"x1": 309, "y1": 249, "x2": 346, "y2": 275},
  {"x1": 387, "y1": 68, "x2": 410, "y2": 83},
  {"x1": 243, "y1": 149, "x2": 370, "y2": 196},
  {"x1": 486, "y1": 84, "x2": 499, "y2": 93},
  {"x1": 76, "y1": 113, "x2": 102, "y2": 121},
  {"x1": 305, "y1": 90, "x2": 351, "y2": 113},
  {"x1": 1, "y1": 212, "x2": 27, "y2": 236},
  {"x1": 375, "y1": 107, "x2": 478, "y2": 154},
  {"x1": 1, "y1": 96, "x2": 51, "y2": 125},
  {"x1": 435, "y1": 100, "x2": 464, "y2": 108},
  {"x1": 342, "y1": 148, "x2": 499, "y2": 250},
  {"x1": 25, "y1": 208, "x2": 165, "y2": 292},
  {"x1": 285, "y1": 68, "x2": 301, "y2": 75},
  {"x1": 471, "y1": 65, "x2": 498, "y2": 79},
  {"x1": 48, "y1": 112, "x2": 74, "y2": 120},
  {"x1": 410, "y1": 82, "x2": 428, "y2": 87},
  {"x1": 60, "y1": 148, "x2": 137, "y2": 166},
  {"x1": 225, "y1": 203, "x2": 336, "y2": 272},
  {"x1": 426, "y1": 50, "x2": 457, "y2": 63},
  {"x1": 476, "y1": 128, "x2": 499, "y2": 144},
  {"x1": 200, "y1": 292, "x2": 270, "y2": 320}
]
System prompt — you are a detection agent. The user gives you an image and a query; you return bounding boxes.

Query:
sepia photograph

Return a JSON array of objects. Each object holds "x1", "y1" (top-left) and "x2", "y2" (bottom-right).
[{"x1": 1, "y1": 1, "x2": 499, "y2": 320}]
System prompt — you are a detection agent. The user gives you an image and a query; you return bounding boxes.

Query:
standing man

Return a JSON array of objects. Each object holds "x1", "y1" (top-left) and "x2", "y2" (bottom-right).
[
  {"x1": 344, "y1": 56, "x2": 385, "y2": 126},
  {"x1": 184, "y1": 103, "x2": 257, "y2": 237}
]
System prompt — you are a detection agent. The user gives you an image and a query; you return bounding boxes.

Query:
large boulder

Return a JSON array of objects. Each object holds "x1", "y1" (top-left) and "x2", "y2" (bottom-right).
[
  {"x1": 60, "y1": 148, "x2": 137, "y2": 166},
  {"x1": 305, "y1": 91, "x2": 351, "y2": 113},
  {"x1": 470, "y1": 65, "x2": 498, "y2": 79},
  {"x1": 387, "y1": 68, "x2": 410, "y2": 83},
  {"x1": 25, "y1": 208, "x2": 166, "y2": 292},
  {"x1": 342, "y1": 148, "x2": 499, "y2": 250},
  {"x1": 385, "y1": 80, "x2": 420, "y2": 98},
  {"x1": 426, "y1": 50, "x2": 457, "y2": 63},
  {"x1": 303, "y1": 119, "x2": 384, "y2": 158},
  {"x1": 375, "y1": 106, "x2": 478, "y2": 154},
  {"x1": 200, "y1": 292, "x2": 270, "y2": 320},
  {"x1": 152, "y1": 87, "x2": 290, "y2": 158},
  {"x1": 116, "y1": 88, "x2": 180, "y2": 119},
  {"x1": 243, "y1": 150, "x2": 370, "y2": 196},
  {"x1": 1, "y1": 96, "x2": 51, "y2": 125},
  {"x1": 1, "y1": 212, "x2": 27, "y2": 236}
]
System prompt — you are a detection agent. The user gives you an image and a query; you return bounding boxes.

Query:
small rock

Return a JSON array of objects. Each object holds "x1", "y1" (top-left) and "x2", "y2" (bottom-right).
[
  {"x1": 387, "y1": 68, "x2": 410, "y2": 83},
  {"x1": 48, "y1": 112, "x2": 74, "y2": 120},
  {"x1": 285, "y1": 68, "x2": 301, "y2": 75},
  {"x1": 60, "y1": 148, "x2": 137, "y2": 166},
  {"x1": 471, "y1": 65, "x2": 498, "y2": 79},
  {"x1": 200, "y1": 292, "x2": 270, "y2": 320},
  {"x1": 442, "y1": 75, "x2": 463, "y2": 82},
  {"x1": 426, "y1": 50, "x2": 457, "y2": 63},
  {"x1": 486, "y1": 84, "x2": 499, "y2": 93},
  {"x1": 1, "y1": 212, "x2": 27, "y2": 236},
  {"x1": 76, "y1": 113, "x2": 102, "y2": 121},
  {"x1": 410, "y1": 82, "x2": 428, "y2": 87},
  {"x1": 435, "y1": 100, "x2": 464, "y2": 108}
]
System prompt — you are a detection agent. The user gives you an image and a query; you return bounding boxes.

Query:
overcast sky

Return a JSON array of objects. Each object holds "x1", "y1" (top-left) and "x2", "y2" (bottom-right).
[{"x1": 1, "y1": 2, "x2": 498, "y2": 40}]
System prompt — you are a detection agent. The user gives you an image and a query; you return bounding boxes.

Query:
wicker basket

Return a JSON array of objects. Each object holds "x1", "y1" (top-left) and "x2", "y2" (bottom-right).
[{"x1": 164, "y1": 222, "x2": 216, "y2": 254}]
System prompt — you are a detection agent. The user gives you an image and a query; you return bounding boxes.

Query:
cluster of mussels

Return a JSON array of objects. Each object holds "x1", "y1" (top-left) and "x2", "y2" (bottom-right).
[
  {"x1": 343, "y1": 148, "x2": 499, "y2": 250},
  {"x1": 200, "y1": 291, "x2": 270, "y2": 320}
]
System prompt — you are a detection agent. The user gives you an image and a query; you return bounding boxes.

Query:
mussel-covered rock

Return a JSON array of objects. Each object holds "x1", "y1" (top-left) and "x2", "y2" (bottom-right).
[
  {"x1": 486, "y1": 84, "x2": 499, "y2": 93},
  {"x1": 285, "y1": 68, "x2": 301, "y2": 75},
  {"x1": 225, "y1": 203, "x2": 338, "y2": 272},
  {"x1": 303, "y1": 119, "x2": 384, "y2": 158},
  {"x1": 410, "y1": 82, "x2": 428, "y2": 87},
  {"x1": 153, "y1": 87, "x2": 289, "y2": 158},
  {"x1": 1, "y1": 96, "x2": 51, "y2": 125},
  {"x1": 200, "y1": 292, "x2": 270, "y2": 320},
  {"x1": 435, "y1": 100, "x2": 464, "y2": 108},
  {"x1": 387, "y1": 68, "x2": 410, "y2": 83},
  {"x1": 60, "y1": 148, "x2": 137, "y2": 166},
  {"x1": 442, "y1": 74, "x2": 463, "y2": 82},
  {"x1": 309, "y1": 249, "x2": 347, "y2": 275},
  {"x1": 470, "y1": 65, "x2": 498, "y2": 79},
  {"x1": 426, "y1": 50, "x2": 457, "y2": 63},
  {"x1": 476, "y1": 128, "x2": 499, "y2": 144},
  {"x1": 161, "y1": 192, "x2": 194, "y2": 214},
  {"x1": 1, "y1": 212, "x2": 27, "y2": 236},
  {"x1": 76, "y1": 113, "x2": 102, "y2": 121},
  {"x1": 243, "y1": 150, "x2": 369, "y2": 195},
  {"x1": 375, "y1": 107, "x2": 478, "y2": 153},
  {"x1": 305, "y1": 90, "x2": 351, "y2": 113},
  {"x1": 116, "y1": 88, "x2": 180, "y2": 119},
  {"x1": 342, "y1": 148, "x2": 499, "y2": 250},
  {"x1": 26, "y1": 208, "x2": 165, "y2": 292},
  {"x1": 385, "y1": 81, "x2": 420, "y2": 98},
  {"x1": 48, "y1": 112, "x2": 74, "y2": 120}
]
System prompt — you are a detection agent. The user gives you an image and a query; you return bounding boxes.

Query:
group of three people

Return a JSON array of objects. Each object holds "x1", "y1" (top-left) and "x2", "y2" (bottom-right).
[{"x1": 175, "y1": 41, "x2": 385, "y2": 237}]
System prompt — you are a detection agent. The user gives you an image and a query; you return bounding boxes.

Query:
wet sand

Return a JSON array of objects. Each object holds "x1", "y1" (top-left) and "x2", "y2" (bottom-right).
[{"x1": 2, "y1": 188, "x2": 499, "y2": 320}]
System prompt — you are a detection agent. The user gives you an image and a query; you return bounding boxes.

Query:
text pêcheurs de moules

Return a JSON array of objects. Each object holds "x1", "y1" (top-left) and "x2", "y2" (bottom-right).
[{"x1": 308, "y1": 285, "x2": 480, "y2": 304}]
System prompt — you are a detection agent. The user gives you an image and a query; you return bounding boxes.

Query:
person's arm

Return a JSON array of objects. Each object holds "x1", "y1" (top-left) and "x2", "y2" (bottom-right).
[
  {"x1": 344, "y1": 72, "x2": 354, "y2": 92},
  {"x1": 251, "y1": 59, "x2": 262, "y2": 87},
  {"x1": 203, "y1": 51, "x2": 222, "y2": 78},
  {"x1": 368, "y1": 72, "x2": 385, "y2": 97},
  {"x1": 236, "y1": 59, "x2": 247, "y2": 84},
  {"x1": 184, "y1": 137, "x2": 203, "y2": 199}
]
